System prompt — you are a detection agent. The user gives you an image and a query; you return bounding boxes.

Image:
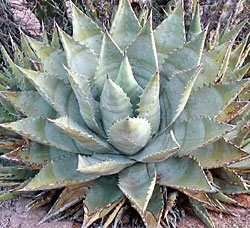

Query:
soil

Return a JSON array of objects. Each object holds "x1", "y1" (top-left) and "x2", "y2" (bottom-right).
[
  {"x1": 0, "y1": 194, "x2": 250, "y2": 228},
  {"x1": 0, "y1": 197, "x2": 76, "y2": 228}
]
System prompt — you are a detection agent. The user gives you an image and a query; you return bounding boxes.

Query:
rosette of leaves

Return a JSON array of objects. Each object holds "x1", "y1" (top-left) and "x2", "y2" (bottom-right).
[
  {"x1": 0, "y1": 37, "x2": 43, "y2": 198},
  {"x1": 0, "y1": 0, "x2": 250, "y2": 227}
]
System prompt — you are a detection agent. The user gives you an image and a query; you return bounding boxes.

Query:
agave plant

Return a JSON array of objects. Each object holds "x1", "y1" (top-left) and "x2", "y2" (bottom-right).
[{"x1": 0, "y1": 0, "x2": 250, "y2": 227}]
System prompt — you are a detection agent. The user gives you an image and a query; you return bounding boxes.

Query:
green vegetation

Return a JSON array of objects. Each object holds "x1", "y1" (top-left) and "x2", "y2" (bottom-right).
[{"x1": 0, "y1": 0, "x2": 249, "y2": 227}]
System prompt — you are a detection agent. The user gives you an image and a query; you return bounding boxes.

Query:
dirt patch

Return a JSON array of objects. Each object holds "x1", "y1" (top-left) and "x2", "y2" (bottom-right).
[{"x1": 0, "y1": 197, "x2": 76, "y2": 228}]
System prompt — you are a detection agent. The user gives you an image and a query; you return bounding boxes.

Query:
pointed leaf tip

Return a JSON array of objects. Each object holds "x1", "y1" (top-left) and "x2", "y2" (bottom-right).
[
  {"x1": 100, "y1": 78, "x2": 133, "y2": 133},
  {"x1": 108, "y1": 117, "x2": 151, "y2": 155},
  {"x1": 154, "y1": 1, "x2": 185, "y2": 65},
  {"x1": 72, "y1": 2, "x2": 103, "y2": 54},
  {"x1": 118, "y1": 163, "x2": 156, "y2": 212},
  {"x1": 110, "y1": 0, "x2": 141, "y2": 50},
  {"x1": 115, "y1": 56, "x2": 143, "y2": 109}
]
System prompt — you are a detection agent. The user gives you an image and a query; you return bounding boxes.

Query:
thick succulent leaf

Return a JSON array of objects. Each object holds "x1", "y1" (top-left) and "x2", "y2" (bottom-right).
[
  {"x1": 194, "y1": 42, "x2": 230, "y2": 88},
  {"x1": 229, "y1": 157, "x2": 250, "y2": 170},
  {"x1": 226, "y1": 37, "x2": 249, "y2": 74},
  {"x1": 219, "y1": 20, "x2": 247, "y2": 45},
  {"x1": 164, "y1": 66, "x2": 201, "y2": 126},
  {"x1": 0, "y1": 121, "x2": 18, "y2": 137},
  {"x1": 1, "y1": 91, "x2": 56, "y2": 118},
  {"x1": 108, "y1": 117, "x2": 151, "y2": 155},
  {"x1": 78, "y1": 154, "x2": 134, "y2": 175},
  {"x1": 216, "y1": 101, "x2": 249, "y2": 123},
  {"x1": 110, "y1": 0, "x2": 141, "y2": 50},
  {"x1": 20, "y1": 68, "x2": 83, "y2": 125},
  {"x1": 189, "y1": 199, "x2": 214, "y2": 228},
  {"x1": 193, "y1": 140, "x2": 248, "y2": 169},
  {"x1": 93, "y1": 33, "x2": 123, "y2": 95},
  {"x1": 26, "y1": 36, "x2": 68, "y2": 81},
  {"x1": 243, "y1": 142, "x2": 250, "y2": 152},
  {"x1": 41, "y1": 184, "x2": 88, "y2": 223},
  {"x1": 0, "y1": 71, "x2": 11, "y2": 87},
  {"x1": 239, "y1": 89, "x2": 250, "y2": 101},
  {"x1": 137, "y1": 185, "x2": 163, "y2": 228},
  {"x1": 83, "y1": 176, "x2": 123, "y2": 227},
  {"x1": 0, "y1": 117, "x2": 84, "y2": 154},
  {"x1": 58, "y1": 28, "x2": 98, "y2": 77},
  {"x1": 180, "y1": 80, "x2": 249, "y2": 121},
  {"x1": 229, "y1": 128, "x2": 250, "y2": 150},
  {"x1": 115, "y1": 56, "x2": 143, "y2": 109},
  {"x1": 212, "y1": 168, "x2": 247, "y2": 189},
  {"x1": 21, "y1": 149, "x2": 99, "y2": 191},
  {"x1": 243, "y1": 138, "x2": 250, "y2": 149},
  {"x1": 161, "y1": 31, "x2": 206, "y2": 78},
  {"x1": 158, "y1": 87, "x2": 170, "y2": 131},
  {"x1": 223, "y1": 62, "x2": 250, "y2": 82},
  {"x1": 0, "y1": 95, "x2": 18, "y2": 115},
  {"x1": 209, "y1": 192, "x2": 240, "y2": 206},
  {"x1": 138, "y1": 72, "x2": 160, "y2": 134},
  {"x1": 65, "y1": 69, "x2": 104, "y2": 136},
  {"x1": 118, "y1": 163, "x2": 156, "y2": 212},
  {"x1": 42, "y1": 26, "x2": 49, "y2": 44},
  {"x1": 182, "y1": 190, "x2": 213, "y2": 206},
  {"x1": 156, "y1": 157, "x2": 213, "y2": 192},
  {"x1": 71, "y1": 3, "x2": 103, "y2": 54},
  {"x1": 218, "y1": 46, "x2": 233, "y2": 82},
  {"x1": 173, "y1": 118, "x2": 232, "y2": 156},
  {"x1": 21, "y1": 34, "x2": 38, "y2": 61},
  {"x1": 49, "y1": 116, "x2": 111, "y2": 153},
  {"x1": 187, "y1": 2, "x2": 202, "y2": 41},
  {"x1": 154, "y1": 2, "x2": 185, "y2": 65},
  {"x1": 132, "y1": 131, "x2": 179, "y2": 162},
  {"x1": 127, "y1": 17, "x2": 158, "y2": 87},
  {"x1": 100, "y1": 78, "x2": 132, "y2": 133},
  {"x1": 1, "y1": 46, "x2": 34, "y2": 90},
  {"x1": 214, "y1": 177, "x2": 249, "y2": 194},
  {"x1": 51, "y1": 28, "x2": 61, "y2": 49},
  {"x1": 1, "y1": 142, "x2": 50, "y2": 166}
]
